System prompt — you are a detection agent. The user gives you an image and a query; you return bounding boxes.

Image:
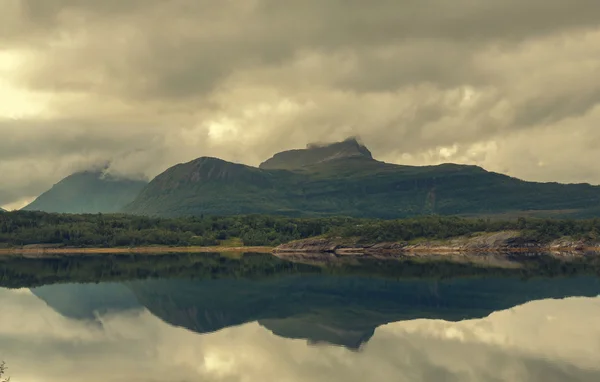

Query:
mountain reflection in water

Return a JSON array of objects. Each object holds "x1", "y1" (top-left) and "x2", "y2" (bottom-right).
[{"x1": 1, "y1": 253, "x2": 600, "y2": 381}]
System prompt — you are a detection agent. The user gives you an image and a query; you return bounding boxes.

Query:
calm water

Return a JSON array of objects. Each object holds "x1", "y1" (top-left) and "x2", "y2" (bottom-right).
[{"x1": 1, "y1": 253, "x2": 600, "y2": 381}]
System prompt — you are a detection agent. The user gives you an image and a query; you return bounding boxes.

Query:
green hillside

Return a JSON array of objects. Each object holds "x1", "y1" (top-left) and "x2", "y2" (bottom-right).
[
  {"x1": 123, "y1": 139, "x2": 600, "y2": 218},
  {"x1": 23, "y1": 170, "x2": 147, "y2": 214}
]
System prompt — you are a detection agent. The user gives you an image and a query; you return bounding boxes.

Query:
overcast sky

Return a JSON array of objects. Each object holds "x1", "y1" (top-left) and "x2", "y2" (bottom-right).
[{"x1": 2, "y1": 0, "x2": 600, "y2": 209}]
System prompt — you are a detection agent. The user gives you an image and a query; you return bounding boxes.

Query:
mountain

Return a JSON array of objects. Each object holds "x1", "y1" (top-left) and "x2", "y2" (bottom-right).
[
  {"x1": 124, "y1": 138, "x2": 600, "y2": 218},
  {"x1": 0, "y1": 207, "x2": 5, "y2": 212},
  {"x1": 24, "y1": 170, "x2": 147, "y2": 213}
]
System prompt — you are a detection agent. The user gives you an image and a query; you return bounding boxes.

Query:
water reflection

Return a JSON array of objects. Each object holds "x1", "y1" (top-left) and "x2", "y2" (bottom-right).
[
  {"x1": 125, "y1": 275, "x2": 600, "y2": 349},
  {"x1": 1, "y1": 285, "x2": 599, "y2": 382},
  {"x1": 31, "y1": 283, "x2": 141, "y2": 320},
  {"x1": 1, "y1": 252, "x2": 600, "y2": 381}
]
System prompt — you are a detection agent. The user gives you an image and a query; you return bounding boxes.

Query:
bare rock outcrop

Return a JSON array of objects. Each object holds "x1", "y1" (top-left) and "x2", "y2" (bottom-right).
[{"x1": 274, "y1": 231, "x2": 600, "y2": 256}]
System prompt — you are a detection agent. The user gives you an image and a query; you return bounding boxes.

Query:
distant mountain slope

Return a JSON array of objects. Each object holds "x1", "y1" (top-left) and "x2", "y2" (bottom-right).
[
  {"x1": 24, "y1": 171, "x2": 147, "y2": 214},
  {"x1": 124, "y1": 139, "x2": 600, "y2": 218},
  {"x1": 0, "y1": 207, "x2": 5, "y2": 212}
]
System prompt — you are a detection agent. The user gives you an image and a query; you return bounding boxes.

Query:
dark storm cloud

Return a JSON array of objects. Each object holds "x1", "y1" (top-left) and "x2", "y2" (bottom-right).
[
  {"x1": 7, "y1": 0, "x2": 600, "y2": 97},
  {"x1": 1, "y1": 0, "x2": 600, "y2": 207}
]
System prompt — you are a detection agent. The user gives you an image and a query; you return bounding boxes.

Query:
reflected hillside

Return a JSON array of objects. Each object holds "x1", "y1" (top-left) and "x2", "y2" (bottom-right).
[
  {"x1": 3, "y1": 252, "x2": 599, "y2": 349},
  {"x1": 4, "y1": 287, "x2": 600, "y2": 382},
  {"x1": 31, "y1": 283, "x2": 142, "y2": 320},
  {"x1": 28, "y1": 269, "x2": 600, "y2": 350},
  {"x1": 128, "y1": 275, "x2": 600, "y2": 350}
]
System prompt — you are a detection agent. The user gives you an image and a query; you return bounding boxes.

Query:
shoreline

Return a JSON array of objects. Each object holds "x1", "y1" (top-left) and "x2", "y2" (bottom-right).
[
  {"x1": 276, "y1": 246, "x2": 600, "y2": 255},
  {"x1": 272, "y1": 234, "x2": 600, "y2": 257},
  {"x1": 0, "y1": 246, "x2": 274, "y2": 256},
  {"x1": 1, "y1": 245, "x2": 599, "y2": 258}
]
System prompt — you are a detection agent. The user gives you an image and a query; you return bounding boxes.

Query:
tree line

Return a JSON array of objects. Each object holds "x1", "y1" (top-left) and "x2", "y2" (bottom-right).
[{"x1": 0, "y1": 210, "x2": 599, "y2": 248}]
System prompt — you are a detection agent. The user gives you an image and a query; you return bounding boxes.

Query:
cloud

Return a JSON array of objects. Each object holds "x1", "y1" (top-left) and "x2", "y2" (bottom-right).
[
  {"x1": 1, "y1": 288, "x2": 600, "y2": 382},
  {"x1": 1, "y1": 0, "x2": 600, "y2": 206}
]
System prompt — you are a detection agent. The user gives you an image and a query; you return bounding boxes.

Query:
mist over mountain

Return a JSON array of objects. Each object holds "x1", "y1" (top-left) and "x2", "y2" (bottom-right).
[
  {"x1": 23, "y1": 170, "x2": 147, "y2": 214},
  {"x1": 123, "y1": 138, "x2": 600, "y2": 218}
]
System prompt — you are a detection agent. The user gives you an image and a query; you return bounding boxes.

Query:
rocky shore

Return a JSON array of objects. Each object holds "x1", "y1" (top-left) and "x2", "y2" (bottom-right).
[{"x1": 273, "y1": 231, "x2": 600, "y2": 256}]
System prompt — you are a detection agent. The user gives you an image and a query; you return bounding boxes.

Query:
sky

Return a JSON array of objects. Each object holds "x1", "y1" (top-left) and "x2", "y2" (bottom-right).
[
  {"x1": 2, "y1": 287, "x2": 600, "y2": 382},
  {"x1": 2, "y1": 0, "x2": 600, "y2": 209}
]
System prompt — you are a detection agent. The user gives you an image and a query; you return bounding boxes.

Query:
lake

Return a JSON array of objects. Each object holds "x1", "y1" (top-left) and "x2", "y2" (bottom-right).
[{"x1": 1, "y1": 252, "x2": 600, "y2": 381}]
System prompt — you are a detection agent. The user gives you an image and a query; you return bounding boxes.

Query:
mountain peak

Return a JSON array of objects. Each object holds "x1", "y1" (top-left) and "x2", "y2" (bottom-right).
[{"x1": 259, "y1": 137, "x2": 374, "y2": 170}]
